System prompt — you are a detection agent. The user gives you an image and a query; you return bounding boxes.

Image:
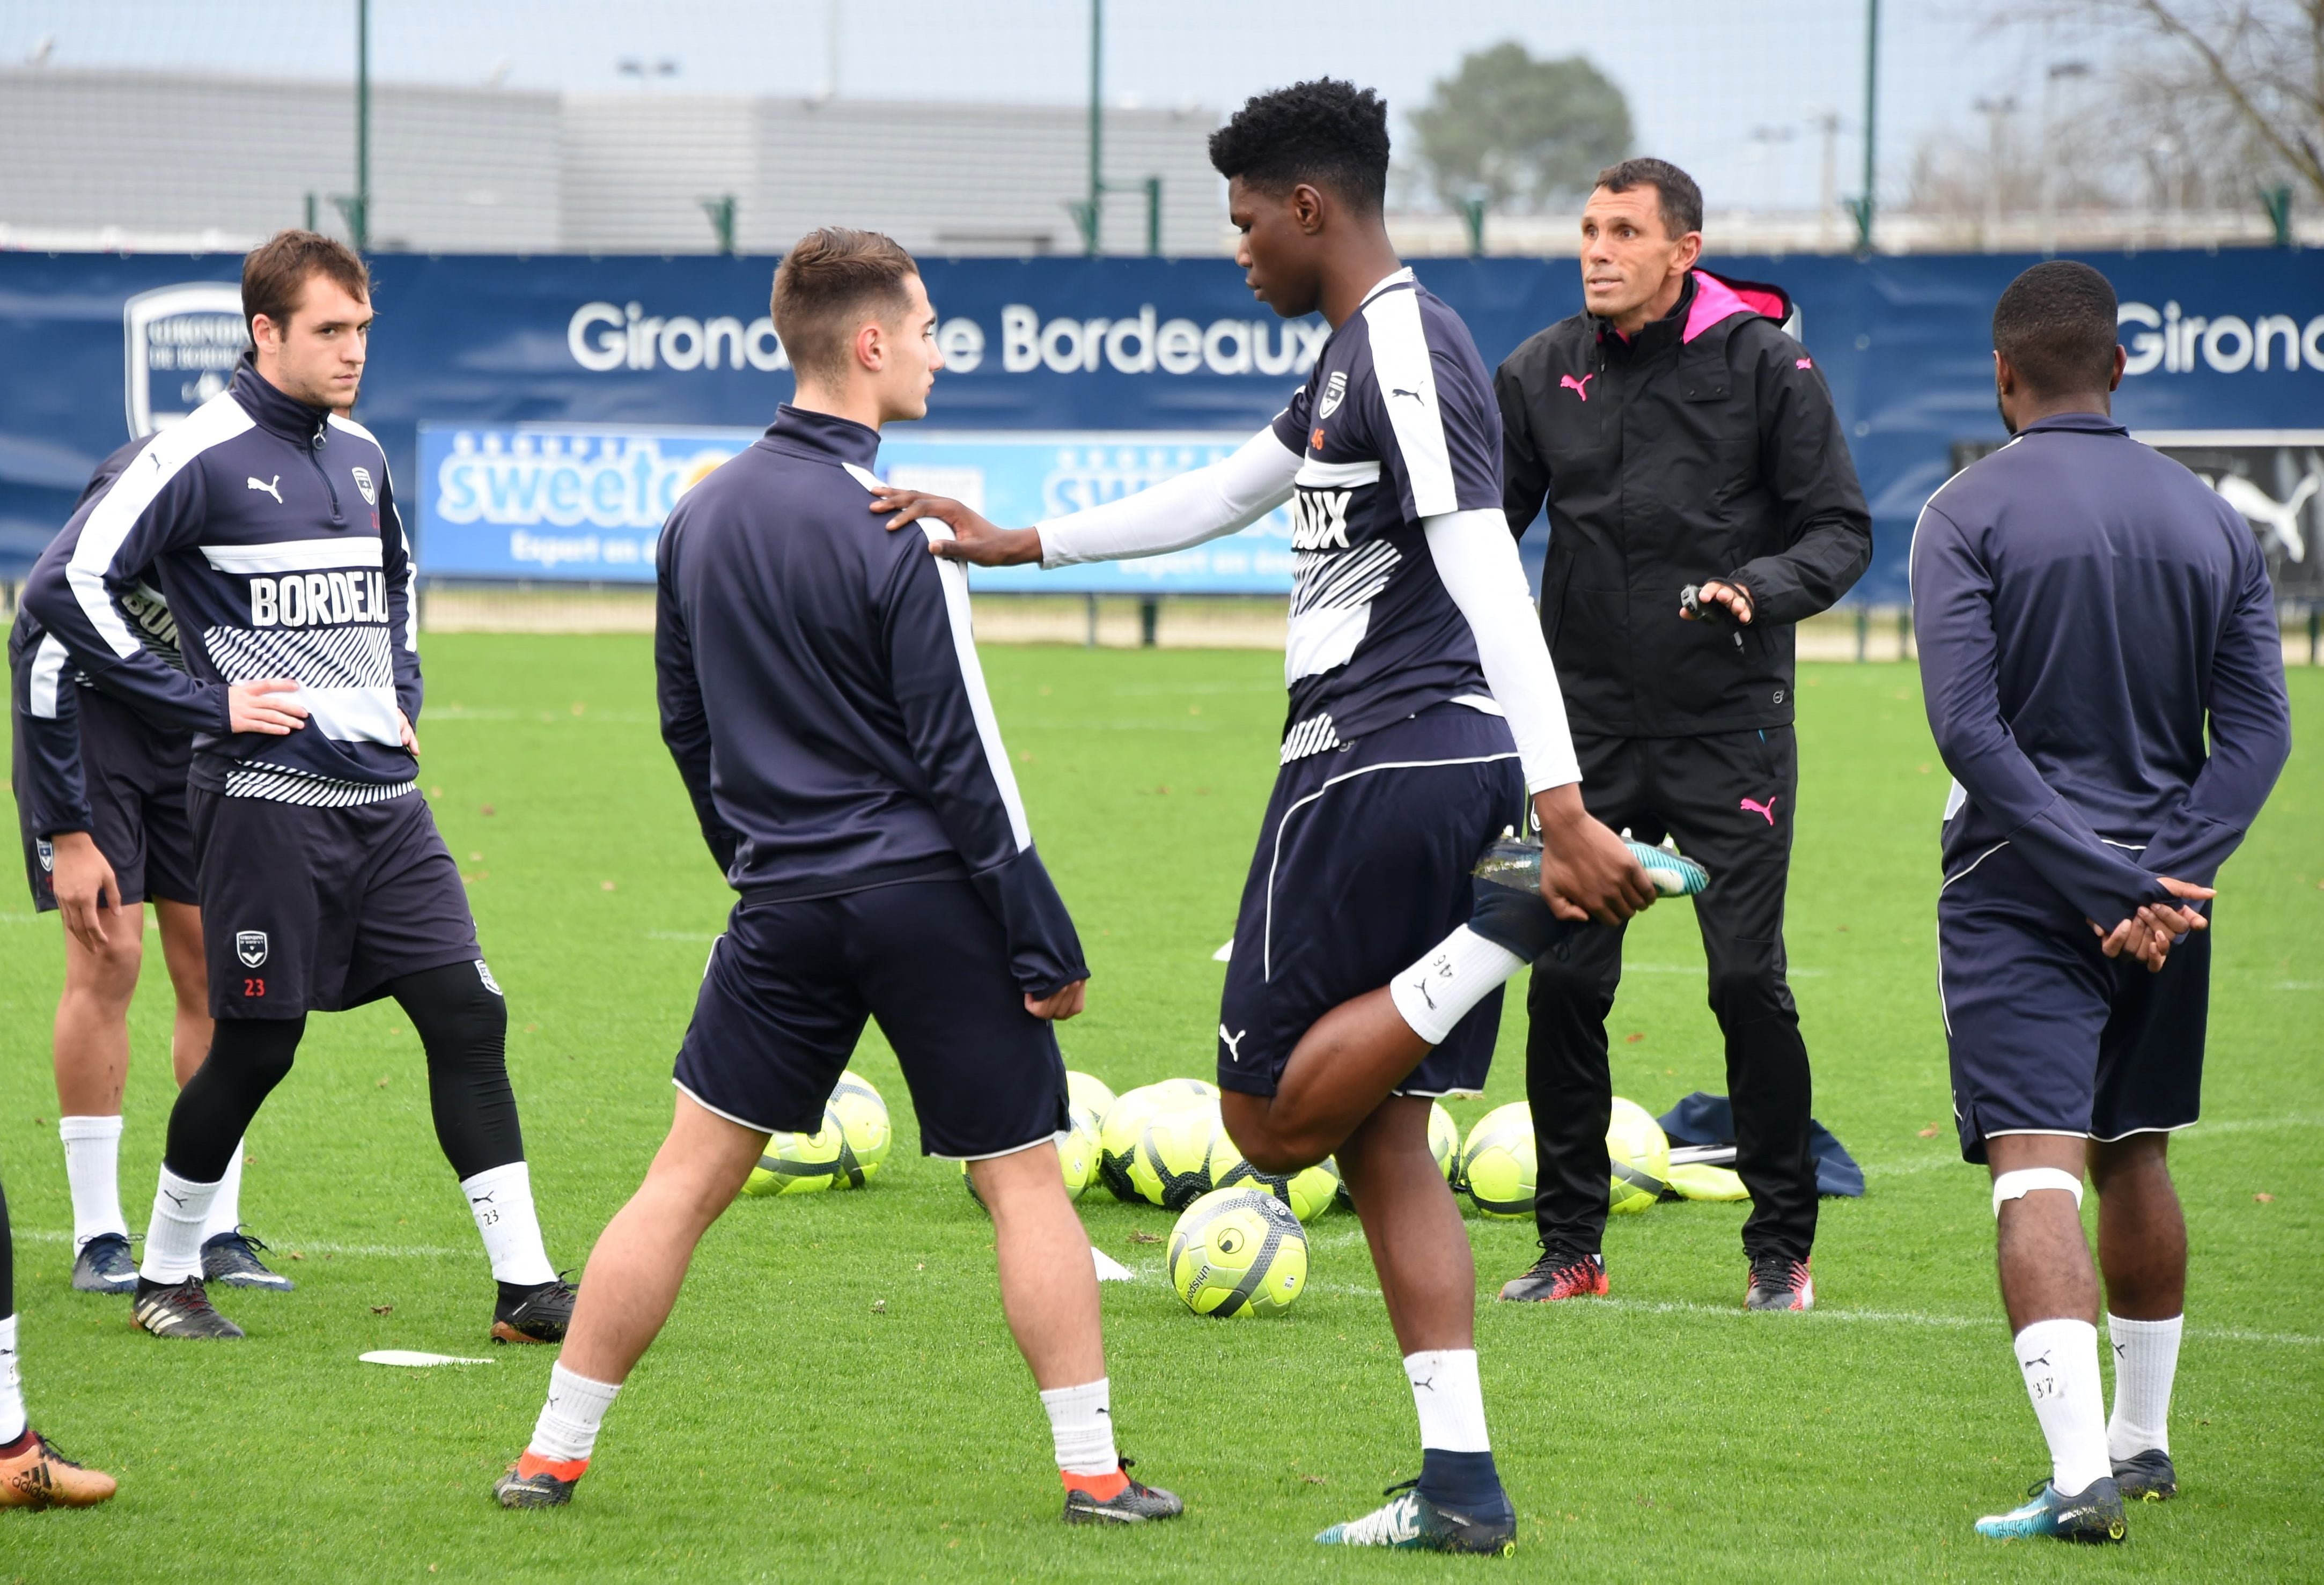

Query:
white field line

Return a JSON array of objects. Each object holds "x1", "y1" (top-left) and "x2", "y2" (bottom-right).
[
  {"x1": 1859, "y1": 1114, "x2": 2323, "y2": 1178},
  {"x1": 1308, "y1": 1284, "x2": 2320, "y2": 1347},
  {"x1": 19, "y1": 1228, "x2": 474, "y2": 1259}
]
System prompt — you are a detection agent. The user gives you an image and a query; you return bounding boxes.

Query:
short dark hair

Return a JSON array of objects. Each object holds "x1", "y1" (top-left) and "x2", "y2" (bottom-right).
[
  {"x1": 1209, "y1": 78, "x2": 1391, "y2": 213},
  {"x1": 1592, "y1": 158, "x2": 1703, "y2": 238},
  {"x1": 241, "y1": 229, "x2": 370, "y2": 340},
  {"x1": 1993, "y1": 260, "x2": 2119, "y2": 395},
  {"x1": 771, "y1": 227, "x2": 920, "y2": 384}
]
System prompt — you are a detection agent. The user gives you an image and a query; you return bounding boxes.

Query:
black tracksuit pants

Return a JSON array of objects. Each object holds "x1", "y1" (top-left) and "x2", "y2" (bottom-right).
[{"x1": 1526, "y1": 727, "x2": 1819, "y2": 1264}]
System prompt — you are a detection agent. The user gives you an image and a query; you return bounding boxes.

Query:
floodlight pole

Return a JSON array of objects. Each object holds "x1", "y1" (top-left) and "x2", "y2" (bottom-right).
[
  {"x1": 1086, "y1": 0, "x2": 1104, "y2": 256},
  {"x1": 354, "y1": 0, "x2": 370, "y2": 251}
]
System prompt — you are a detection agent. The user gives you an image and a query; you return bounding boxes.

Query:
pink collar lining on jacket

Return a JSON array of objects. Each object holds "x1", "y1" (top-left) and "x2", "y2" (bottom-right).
[{"x1": 1681, "y1": 270, "x2": 1784, "y2": 343}]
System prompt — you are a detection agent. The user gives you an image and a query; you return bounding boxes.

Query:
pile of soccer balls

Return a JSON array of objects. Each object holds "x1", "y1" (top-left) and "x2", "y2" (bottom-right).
[
  {"x1": 742, "y1": 1066, "x2": 1722, "y2": 1322},
  {"x1": 1460, "y1": 1096, "x2": 1677, "y2": 1217}
]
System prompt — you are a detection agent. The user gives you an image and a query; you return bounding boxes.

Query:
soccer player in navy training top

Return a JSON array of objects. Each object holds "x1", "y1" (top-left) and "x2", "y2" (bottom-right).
[
  {"x1": 1911, "y1": 262, "x2": 2290, "y2": 1544},
  {"x1": 874, "y1": 81, "x2": 1665, "y2": 1554},
  {"x1": 23, "y1": 232, "x2": 575, "y2": 1345},
  {"x1": 14, "y1": 444, "x2": 291, "y2": 1298},
  {"x1": 494, "y1": 229, "x2": 1182, "y2": 1525}
]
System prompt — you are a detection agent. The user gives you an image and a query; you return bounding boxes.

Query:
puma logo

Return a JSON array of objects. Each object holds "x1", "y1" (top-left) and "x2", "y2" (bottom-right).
[
  {"x1": 1560, "y1": 373, "x2": 1596, "y2": 401},
  {"x1": 468, "y1": 1191, "x2": 497, "y2": 1206},
  {"x1": 1411, "y1": 1373, "x2": 1437, "y2": 1393},
  {"x1": 1218, "y1": 1026, "x2": 1247, "y2": 1062},
  {"x1": 2023, "y1": 1352, "x2": 2052, "y2": 1372},
  {"x1": 1388, "y1": 387, "x2": 1423, "y2": 403},
  {"x1": 163, "y1": 1189, "x2": 188, "y2": 1208},
  {"x1": 247, "y1": 475, "x2": 282, "y2": 503},
  {"x1": 1410, "y1": 976, "x2": 1437, "y2": 1010},
  {"x1": 1741, "y1": 795, "x2": 1780, "y2": 825}
]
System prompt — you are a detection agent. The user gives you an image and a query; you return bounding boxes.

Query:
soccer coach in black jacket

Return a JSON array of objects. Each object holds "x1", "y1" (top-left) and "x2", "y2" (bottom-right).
[{"x1": 1493, "y1": 159, "x2": 1871, "y2": 1311}]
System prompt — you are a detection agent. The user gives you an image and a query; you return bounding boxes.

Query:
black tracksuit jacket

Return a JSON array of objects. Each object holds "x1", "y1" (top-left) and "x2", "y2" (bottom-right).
[{"x1": 1496, "y1": 270, "x2": 1872, "y2": 738}]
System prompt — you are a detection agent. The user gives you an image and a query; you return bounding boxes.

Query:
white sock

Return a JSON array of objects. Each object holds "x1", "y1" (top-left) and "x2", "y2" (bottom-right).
[
  {"x1": 0, "y1": 1315, "x2": 23, "y2": 1444},
  {"x1": 1388, "y1": 926, "x2": 1526, "y2": 1046},
  {"x1": 459, "y1": 1161, "x2": 557, "y2": 1288},
  {"x1": 201, "y1": 1137, "x2": 248, "y2": 1243},
  {"x1": 1404, "y1": 1348, "x2": 1491, "y2": 1453},
  {"x1": 1038, "y1": 1377, "x2": 1120, "y2": 1477},
  {"x1": 2013, "y1": 1318, "x2": 2110, "y2": 1495},
  {"x1": 139, "y1": 1165, "x2": 223, "y2": 1283},
  {"x1": 528, "y1": 1362, "x2": 620, "y2": 1464},
  {"x1": 59, "y1": 1115, "x2": 127, "y2": 1252},
  {"x1": 2106, "y1": 1313, "x2": 2183, "y2": 1459}
]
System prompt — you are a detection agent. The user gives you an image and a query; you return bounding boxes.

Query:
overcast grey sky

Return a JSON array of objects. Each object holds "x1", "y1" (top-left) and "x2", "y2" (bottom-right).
[{"x1": 2, "y1": 1, "x2": 2085, "y2": 212}]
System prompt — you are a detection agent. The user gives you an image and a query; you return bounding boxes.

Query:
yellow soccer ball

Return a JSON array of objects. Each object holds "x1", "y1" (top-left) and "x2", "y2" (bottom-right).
[
  {"x1": 1097, "y1": 1079, "x2": 1217, "y2": 1202},
  {"x1": 1429, "y1": 1101, "x2": 1462, "y2": 1184},
  {"x1": 1460, "y1": 1101, "x2": 1536, "y2": 1219},
  {"x1": 1066, "y1": 1070, "x2": 1116, "y2": 1120},
  {"x1": 1129, "y1": 1102, "x2": 1237, "y2": 1211},
  {"x1": 826, "y1": 1071, "x2": 892, "y2": 1187},
  {"x1": 1168, "y1": 1185, "x2": 1308, "y2": 1317},
  {"x1": 1245, "y1": 1157, "x2": 1340, "y2": 1223},
  {"x1": 1338, "y1": 1100, "x2": 1465, "y2": 1210},
  {"x1": 743, "y1": 1111, "x2": 848, "y2": 1196},
  {"x1": 1060, "y1": 1102, "x2": 1101, "y2": 1199},
  {"x1": 961, "y1": 1101, "x2": 1104, "y2": 1206},
  {"x1": 1606, "y1": 1096, "x2": 1670, "y2": 1215}
]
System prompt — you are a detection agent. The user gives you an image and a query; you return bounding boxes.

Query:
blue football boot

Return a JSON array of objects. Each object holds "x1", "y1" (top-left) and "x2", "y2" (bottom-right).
[{"x1": 1974, "y1": 1476, "x2": 2127, "y2": 1542}]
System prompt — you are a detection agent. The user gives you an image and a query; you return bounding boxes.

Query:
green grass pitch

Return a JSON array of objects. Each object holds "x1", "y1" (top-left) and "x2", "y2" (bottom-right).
[{"x1": 2, "y1": 637, "x2": 2316, "y2": 1581}]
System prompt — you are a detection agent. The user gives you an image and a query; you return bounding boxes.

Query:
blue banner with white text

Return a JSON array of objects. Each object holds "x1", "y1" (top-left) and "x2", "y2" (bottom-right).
[{"x1": 3, "y1": 249, "x2": 2321, "y2": 603}]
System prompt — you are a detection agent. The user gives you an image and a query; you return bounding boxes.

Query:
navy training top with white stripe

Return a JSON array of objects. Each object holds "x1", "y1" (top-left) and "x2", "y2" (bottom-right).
[
  {"x1": 1267, "y1": 269, "x2": 1501, "y2": 760},
  {"x1": 1910, "y1": 410, "x2": 2291, "y2": 928},
  {"x1": 9, "y1": 435, "x2": 171, "y2": 838},
  {"x1": 655, "y1": 403, "x2": 1087, "y2": 1000},
  {"x1": 20, "y1": 356, "x2": 421, "y2": 807}
]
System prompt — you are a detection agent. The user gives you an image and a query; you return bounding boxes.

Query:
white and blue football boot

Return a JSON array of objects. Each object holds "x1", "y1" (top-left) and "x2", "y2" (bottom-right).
[{"x1": 1974, "y1": 1476, "x2": 2127, "y2": 1543}]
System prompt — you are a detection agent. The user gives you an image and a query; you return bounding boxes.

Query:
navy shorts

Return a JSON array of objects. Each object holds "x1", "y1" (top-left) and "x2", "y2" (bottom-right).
[
  {"x1": 191, "y1": 787, "x2": 482, "y2": 1020},
  {"x1": 1938, "y1": 843, "x2": 2209, "y2": 1164},
  {"x1": 1216, "y1": 705, "x2": 1526, "y2": 1100},
  {"x1": 675, "y1": 876, "x2": 1069, "y2": 1160},
  {"x1": 18, "y1": 688, "x2": 196, "y2": 911}
]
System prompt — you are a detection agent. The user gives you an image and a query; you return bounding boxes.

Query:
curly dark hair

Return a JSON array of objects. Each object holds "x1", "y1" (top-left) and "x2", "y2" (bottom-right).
[
  {"x1": 1994, "y1": 260, "x2": 2119, "y2": 395},
  {"x1": 1208, "y1": 78, "x2": 1390, "y2": 213}
]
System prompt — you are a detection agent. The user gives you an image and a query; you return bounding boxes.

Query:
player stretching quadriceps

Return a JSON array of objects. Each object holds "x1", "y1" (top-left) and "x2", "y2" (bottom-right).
[
  {"x1": 21, "y1": 232, "x2": 572, "y2": 1344},
  {"x1": 494, "y1": 229, "x2": 1180, "y2": 1525},
  {"x1": 873, "y1": 81, "x2": 1658, "y2": 1554}
]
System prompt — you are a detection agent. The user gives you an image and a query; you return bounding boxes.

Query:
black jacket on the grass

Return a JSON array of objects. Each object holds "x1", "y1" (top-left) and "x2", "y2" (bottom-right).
[
  {"x1": 1497, "y1": 270, "x2": 1872, "y2": 738},
  {"x1": 654, "y1": 403, "x2": 1086, "y2": 1001}
]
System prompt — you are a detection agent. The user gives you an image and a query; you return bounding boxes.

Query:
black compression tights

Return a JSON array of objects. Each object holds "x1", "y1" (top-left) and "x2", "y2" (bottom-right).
[{"x1": 164, "y1": 961, "x2": 525, "y2": 1185}]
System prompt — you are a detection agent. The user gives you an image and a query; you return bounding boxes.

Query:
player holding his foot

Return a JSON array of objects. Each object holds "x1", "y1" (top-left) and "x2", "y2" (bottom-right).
[
  {"x1": 0, "y1": 1167, "x2": 118, "y2": 1508},
  {"x1": 874, "y1": 82, "x2": 1654, "y2": 1554},
  {"x1": 494, "y1": 228, "x2": 1179, "y2": 1527},
  {"x1": 22, "y1": 231, "x2": 573, "y2": 1345},
  {"x1": 14, "y1": 446, "x2": 290, "y2": 1299},
  {"x1": 1913, "y1": 262, "x2": 2290, "y2": 1542}
]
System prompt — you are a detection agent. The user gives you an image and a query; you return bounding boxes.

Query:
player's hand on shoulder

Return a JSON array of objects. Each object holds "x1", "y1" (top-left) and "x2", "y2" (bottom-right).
[
  {"x1": 1024, "y1": 979, "x2": 1087, "y2": 1022},
  {"x1": 1534, "y1": 786, "x2": 1657, "y2": 925},
  {"x1": 229, "y1": 676, "x2": 308, "y2": 735},
  {"x1": 49, "y1": 830, "x2": 120, "y2": 950},
  {"x1": 867, "y1": 485, "x2": 1042, "y2": 566}
]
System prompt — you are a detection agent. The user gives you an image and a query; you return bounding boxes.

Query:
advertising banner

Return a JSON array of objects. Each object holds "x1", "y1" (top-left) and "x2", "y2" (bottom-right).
[
  {"x1": 3, "y1": 249, "x2": 2321, "y2": 605},
  {"x1": 418, "y1": 423, "x2": 1295, "y2": 592}
]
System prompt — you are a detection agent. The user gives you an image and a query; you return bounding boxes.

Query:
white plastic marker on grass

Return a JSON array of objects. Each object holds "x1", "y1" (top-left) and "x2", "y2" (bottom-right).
[
  {"x1": 360, "y1": 1350, "x2": 497, "y2": 1367},
  {"x1": 1092, "y1": 1248, "x2": 1137, "y2": 1282}
]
